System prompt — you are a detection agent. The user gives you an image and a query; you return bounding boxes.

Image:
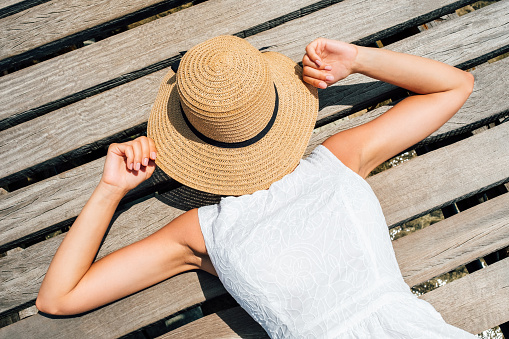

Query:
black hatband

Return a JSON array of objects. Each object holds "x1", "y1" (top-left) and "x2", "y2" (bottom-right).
[{"x1": 181, "y1": 84, "x2": 279, "y2": 149}]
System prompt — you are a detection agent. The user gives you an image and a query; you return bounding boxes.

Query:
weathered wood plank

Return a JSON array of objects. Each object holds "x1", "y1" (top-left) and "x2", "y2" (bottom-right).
[
  {"x1": 158, "y1": 306, "x2": 268, "y2": 339},
  {"x1": 2, "y1": 49, "x2": 507, "y2": 252},
  {"x1": 163, "y1": 258, "x2": 509, "y2": 337},
  {"x1": 371, "y1": 121, "x2": 509, "y2": 229},
  {"x1": 0, "y1": 196, "x2": 189, "y2": 315},
  {"x1": 3, "y1": 3, "x2": 508, "y2": 188},
  {"x1": 2, "y1": 48, "x2": 507, "y2": 251},
  {"x1": 282, "y1": 1, "x2": 509, "y2": 120},
  {"x1": 0, "y1": 158, "x2": 105, "y2": 252},
  {"x1": 0, "y1": 156, "x2": 179, "y2": 253},
  {"x1": 0, "y1": 0, "x2": 320, "y2": 128},
  {"x1": 306, "y1": 56, "x2": 509, "y2": 152},
  {"x1": 0, "y1": 0, "x2": 198, "y2": 66},
  {"x1": 0, "y1": 68, "x2": 164, "y2": 187},
  {"x1": 0, "y1": 0, "x2": 51, "y2": 20},
  {"x1": 394, "y1": 192, "x2": 509, "y2": 287},
  {"x1": 0, "y1": 271, "x2": 227, "y2": 339},
  {"x1": 2, "y1": 119, "x2": 508, "y2": 316},
  {"x1": 0, "y1": 0, "x2": 27, "y2": 12},
  {"x1": 421, "y1": 257, "x2": 509, "y2": 334}
]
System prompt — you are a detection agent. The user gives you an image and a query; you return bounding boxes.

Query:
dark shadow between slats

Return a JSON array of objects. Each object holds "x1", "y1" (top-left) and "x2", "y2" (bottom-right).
[
  {"x1": 0, "y1": 0, "x2": 51, "y2": 20},
  {"x1": 0, "y1": 0, "x2": 480, "y2": 131},
  {"x1": 0, "y1": 0, "x2": 205, "y2": 73}
]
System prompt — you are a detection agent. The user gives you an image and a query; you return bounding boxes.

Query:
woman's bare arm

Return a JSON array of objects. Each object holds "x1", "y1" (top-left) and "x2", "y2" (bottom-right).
[
  {"x1": 302, "y1": 39, "x2": 474, "y2": 178},
  {"x1": 36, "y1": 137, "x2": 214, "y2": 315}
]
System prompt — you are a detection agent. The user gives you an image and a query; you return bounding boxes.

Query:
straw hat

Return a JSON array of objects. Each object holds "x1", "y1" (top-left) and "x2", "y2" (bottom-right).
[{"x1": 147, "y1": 35, "x2": 318, "y2": 196}]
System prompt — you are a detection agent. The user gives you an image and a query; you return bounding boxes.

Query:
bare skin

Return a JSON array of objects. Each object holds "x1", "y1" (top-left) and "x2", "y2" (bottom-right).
[{"x1": 36, "y1": 39, "x2": 473, "y2": 315}]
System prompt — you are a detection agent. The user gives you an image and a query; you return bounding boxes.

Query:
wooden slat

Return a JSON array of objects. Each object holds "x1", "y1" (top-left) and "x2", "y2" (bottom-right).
[
  {"x1": 248, "y1": 0, "x2": 509, "y2": 123},
  {"x1": 306, "y1": 56, "x2": 509, "y2": 152},
  {"x1": 0, "y1": 196, "x2": 186, "y2": 315},
  {"x1": 158, "y1": 307, "x2": 268, "y2": 339},
  {"x1": 0, "y1": 158, "x2": 105, "y2": 252},
  {"x1": 0, "y1": 68, "x2": 165, "y2": 186},
  {"x1": 0, "y1": 271, "x2": 227, "y2": 339},
  {"x1": 0, "y1": 0, "x2": 51, "y2": 20},
  {"x1": 162, "y1": 258, "x2": 509, "y2": 337},
  {"x1": 0, "y1": 0, "x2": 482, "y2": 131},
  {"x1": 0, "y1": 156, "x2": 179, "y2": 253},
  {"x1": 2, "y1": 48, "x2": 507, "y2": 253},
  {"x1": 2, "y1": 117, "x2": 508, "y2": 316},
  {"x1": 421, "y1": 257, "x2": 509, "y2": 334},
  {"x1": 0, "y1": 0, "x2": 194, "y2": 66},
  {"x1": 394, "y1": 192, "x2": 509, "y2": 287},
  {"x1": 2, "y1": 1, "x2": 508, "y2": 188},
  {"x1": 0, "y1": 0, "x2": 320, "y2": 128},
  {"x1": 371, "y1": 121, "x2": 509, "y2": 229},
  {"x1": 0, "y1": 0, "x2": 27, "y2": 12}
]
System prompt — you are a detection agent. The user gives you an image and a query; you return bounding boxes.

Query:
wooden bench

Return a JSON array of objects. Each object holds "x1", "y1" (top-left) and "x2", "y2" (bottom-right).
[{"x1": 1, "y1": 0, "x2": 508, "y2": 337}]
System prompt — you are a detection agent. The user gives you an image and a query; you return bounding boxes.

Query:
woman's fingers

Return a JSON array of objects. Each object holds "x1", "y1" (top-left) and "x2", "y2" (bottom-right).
[
  {"x1": 124, "y1": 144, "x2": 135, "y2": 171},
  {"x1": 130, "y1": 140, "x2": 142, "y2": 171},
  {"x1": 305, "y1": 39, "x2": 323, "y2": 68},
  {"x1": 108, "y1": 137, "x2": 157, "y2": 172},
  {"x1": 148, "y1": 137, "x2": 157, "y2": 161},
  {"x1": 303, "y1": 64, "x2": 334, "y2": 89},
  {"x1": 138, "y1": 137, "x2": 150, "y2": 167},
  {"x1": 302, "y1": 54, "x2": 317, "y2": 69},
  {"x1": 303, "y1": 65, "x2": 332, "y2": 81},
  {"x1": 303, "y1": 75, "x2": 327, "y2": 89},
  {"x1": 128, "y1": 136, "x2": 157, "y2": 171}
]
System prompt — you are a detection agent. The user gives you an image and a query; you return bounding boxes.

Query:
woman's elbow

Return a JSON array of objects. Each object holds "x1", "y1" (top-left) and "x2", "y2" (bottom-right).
[
  {"x1": 450, "y1": 70, "x2": 474, "y2": 106},
  {"x1": 461, "y1": 71, "x2": 475, "y2": 97},
  {"x1": 36, "y1": 295, "x2": 60, "y2": 315},
  {"x1": 35, "y1": 294, "x2": 74, "y2": 316}
]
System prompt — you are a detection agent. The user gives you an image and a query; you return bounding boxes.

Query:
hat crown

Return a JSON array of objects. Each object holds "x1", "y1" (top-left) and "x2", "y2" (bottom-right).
[{"x1": 176, "y1": 35, "x2": 276, "y2": 144}]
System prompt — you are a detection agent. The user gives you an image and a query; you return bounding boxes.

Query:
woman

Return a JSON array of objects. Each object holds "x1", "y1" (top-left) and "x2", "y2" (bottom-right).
[{"x1": 36, "y1": 36, "x2": 475, "y2": 338}]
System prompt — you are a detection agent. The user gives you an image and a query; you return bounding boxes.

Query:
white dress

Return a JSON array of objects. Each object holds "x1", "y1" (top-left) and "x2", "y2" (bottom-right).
[{"x1": 198, "y1": 145, "x2": 476, "y2": 338}]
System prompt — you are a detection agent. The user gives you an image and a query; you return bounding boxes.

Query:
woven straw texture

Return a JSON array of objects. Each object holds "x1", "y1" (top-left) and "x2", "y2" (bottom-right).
[{"x1": 148, "y1": 36, "x2": 318, "y2": 196}]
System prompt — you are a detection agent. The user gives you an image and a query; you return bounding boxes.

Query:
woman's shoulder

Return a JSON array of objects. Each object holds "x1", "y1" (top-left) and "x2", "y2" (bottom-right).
[{"x1": 321, "y1": 131, "x2": 366, "y2": 179}]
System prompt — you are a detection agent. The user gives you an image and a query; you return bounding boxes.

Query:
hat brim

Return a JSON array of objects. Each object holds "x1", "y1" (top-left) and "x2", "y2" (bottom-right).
[{"x1": 148, "y1": 51, "x2": 318, "y2": 196}]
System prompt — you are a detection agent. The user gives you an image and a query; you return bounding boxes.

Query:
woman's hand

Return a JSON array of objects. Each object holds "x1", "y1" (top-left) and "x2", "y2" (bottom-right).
[
  {"x1": 302, "y1": 38, "x2": 358, "y2": 89},
  {"x1": 100, "y1": 136, "x2": 157, "y2": 196}
]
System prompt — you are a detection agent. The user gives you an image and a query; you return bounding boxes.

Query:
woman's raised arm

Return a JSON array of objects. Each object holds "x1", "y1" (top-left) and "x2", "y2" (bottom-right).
[
  {"x1": 36, "y1": 137, "x2": 212, "y2": 315},
  {"x1": 302, "y1": 38, "x2": 474, "y2": 178}
]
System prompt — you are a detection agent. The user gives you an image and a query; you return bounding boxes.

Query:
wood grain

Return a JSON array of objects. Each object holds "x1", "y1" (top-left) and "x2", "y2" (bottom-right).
[
  {"x1": 0, "y1": 0, "x2": 320, "y2": 128},
  {"x1": 0, "y1": 68, "x2": 165, "y2": 186},
  {"x1": 2, "y1": 120, "x2": 508, "y2": 315},
  {"x1": 158, "y1": 306, "x2": 268, "y2": 339},
  {"x1": 0, "y1": 0, "x2": 481, "y2": 130},
  {"x1": 0, "y1": 196, "x2": 187, "y2": 315},
  {"x1": 394, "y1": 193, "x2": 509, "y2": 287},
  {"x1": 3, "y1": 3, "x2": 508, "y2": 187},
  {"x1": 161, "y1": 258, "x2": 509, "y2": 337},
  {"x1": 247, "y1": 0, "x2": 509, "y2": 123},
  {"x1": 306, "y1": 56, "x2": 509, "y2": 152},
  {"x1": 2, "y1": 54, "x2": 507, "y2": 251},
  {"x1": 0, "y1": 0, "x2": 27, "y2": 12},
  {"x1": 0, "y1": 156, "x2": 179, "y2": 252},
  {"x1": 371, "y1": 121, "x2": 509, "y2": 229},
  {"x1": 0, "y1": 0, "x2": 198, "y2": 65},
  {"x1": 0, "y1": 158, "x2": 105, "y2": 252},
  {"x1": 0, "y1": 271, "x2": 228, "y2": 339},
  {"x1": 421, "y1": 257, "x2": 509, "y2": 334},
  {"x1": 0, "y1": 0, "x2": 51, "y2": 19}
]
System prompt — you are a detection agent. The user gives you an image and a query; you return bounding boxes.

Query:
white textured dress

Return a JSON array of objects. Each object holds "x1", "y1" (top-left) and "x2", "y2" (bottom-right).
[{"x1": 198, "y1": 145, "x2": 476, "y2": 338}]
